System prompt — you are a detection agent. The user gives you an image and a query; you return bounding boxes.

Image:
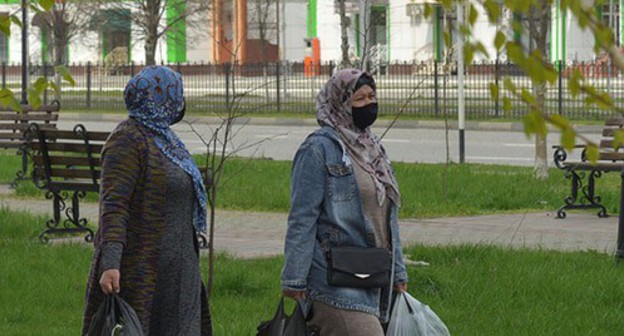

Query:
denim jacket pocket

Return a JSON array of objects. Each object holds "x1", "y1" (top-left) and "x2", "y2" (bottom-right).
[{"x1": 326, "y1": 164, "x2": 355, "y2": 202}]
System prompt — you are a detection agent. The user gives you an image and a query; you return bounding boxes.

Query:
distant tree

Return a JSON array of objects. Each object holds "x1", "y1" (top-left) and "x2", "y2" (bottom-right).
[{"x1": 93, "y1": 0, "x2": 210, "y2": 65}]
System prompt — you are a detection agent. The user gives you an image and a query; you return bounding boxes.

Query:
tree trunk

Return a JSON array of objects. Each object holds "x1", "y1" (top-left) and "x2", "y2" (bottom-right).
[
  {"x1": 145, "y1": 38, "x2": 157, "y2": 66},
  {"x1": 145, "y1": 0, "x2": 161, "y2": 66},
  {"x1": 530, "y1": 4, "x2": 550, "y2": 180},
  {"x1": 338, "y1": 0, "x2": 351, "y2": 69}
]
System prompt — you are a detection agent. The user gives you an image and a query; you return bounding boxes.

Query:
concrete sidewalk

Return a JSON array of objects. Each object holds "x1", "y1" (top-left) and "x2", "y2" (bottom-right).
[{"x1": 1, "y1": 184, "x2": 619, "y2": 258}]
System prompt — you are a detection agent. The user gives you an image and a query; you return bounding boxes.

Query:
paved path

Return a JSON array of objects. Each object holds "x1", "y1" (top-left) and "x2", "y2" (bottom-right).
[{"x1": 1, "y1": 184, "x2": 619, "y2": 258}]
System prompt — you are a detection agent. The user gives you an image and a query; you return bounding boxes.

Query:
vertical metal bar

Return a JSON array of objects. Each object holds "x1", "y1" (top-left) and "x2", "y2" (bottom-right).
[
  {"x1": 616, "y1": 168, "x2": 624, "y2": 261},
  {"x1": 86, "y1": 62, "x2": 92, "y2": 109},
  {"x1": 495, "y1": 57, "x2": 500, "y2": 117},
  {"x1": 558, "y1": 61, "x2": 563, "y2": 115},
  {"x1": 2, "y1": 62, "x2": 5, "y2": 89},
  {"x1": 434, "y1": 59, "x2": 439, "y2": 117},
  {"x1": 276, "y1": 62, "x2": 281, "y2": 113}
]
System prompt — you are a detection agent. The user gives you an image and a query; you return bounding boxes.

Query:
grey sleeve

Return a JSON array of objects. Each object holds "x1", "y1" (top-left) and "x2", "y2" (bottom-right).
[{"x1": 100, "y1": 241, "x2": 123, "y2": 273}]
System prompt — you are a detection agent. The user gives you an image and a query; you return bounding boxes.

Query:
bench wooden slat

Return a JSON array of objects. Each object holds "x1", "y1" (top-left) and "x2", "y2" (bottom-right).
[
  {"x1": 0, "y1": 142, "x2": 23, "y2": 149},
  {"x1": 30, "y1": 142, "x2": 104, "y2": 154},
  {"x1": 34, "y1": 167, "x2": 101, "y2": 179},
  {"x1": 0, "y1": 102, "x2": 60, "y2": 113},
  {"x1": 604, "y1": 117, "x2": 624, "y2": 126},
  {"x1": 47, "y1": 182, "x2": 100, "y2": 193},
  {"x1": 0, "y1": 113, "x2": 59, "y2": 121},
  {"x1": 0, "y1": 123, "x2": 25, "y2": 130},
  {"x1": 37, "y1": 130, "x2": 110, "y2": 141},
  {"x1": 562, "y1": 161, "x2": 624, "y2": 172},
  {"x1": 602, "y1": 128, "x2": 624, "y2": 137},
  {"x1": 0, "y1": 132, "x2": 22, "y2": 140},
  {"x1": 0, "y1": 123, "x2": 57, "y2": 131},
  {"x1": 598, "y1": 152, "x2": 624, "y2": 161},
  {"x1": 598, "y1": 140, "x2": 624, "y2": 149},
  {"x1": 32, "y1": 155, "x2": 101, "y2": 167}
]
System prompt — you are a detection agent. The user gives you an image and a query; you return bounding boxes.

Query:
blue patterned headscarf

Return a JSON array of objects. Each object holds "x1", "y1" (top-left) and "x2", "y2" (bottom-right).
[{"x1": 124, "y1": 65, "x2": 207, "y2": 232}]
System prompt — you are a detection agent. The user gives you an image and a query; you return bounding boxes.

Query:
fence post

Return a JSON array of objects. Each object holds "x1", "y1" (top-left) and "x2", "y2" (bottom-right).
[
  {"x1": 86, "y1": 62, "x2": 92, "y2": 109},
  {"x1": 224, "y1": 63, "x2": 230, "y2": 112},
  {"x1": 434, "y1": 59, "x2": 439, "y2": 117},
  {"x1": 131, "y1": 61, "x2": 135, "y2": 77},
  {"x1": 42, "y1": 62, "x2": 48, "y2": 105},
  {"x1": 1, "y1": 62, "x2": 5, "y2": 89},
  {"x1": 558, "y1": 61, "x2": 563, "y2": 116},
  {"x1": 494, "y1": 58, "x2": 500, "y2": 117},
  {"x1": 177, "y1": 62, "x2": 181, "y2": 74},
  {"x1": 328, "y1": 61, "x2": 334, "y2": 78},
  {"x1": 276, "y1": 62, "x2": 281, "y2": 113}
]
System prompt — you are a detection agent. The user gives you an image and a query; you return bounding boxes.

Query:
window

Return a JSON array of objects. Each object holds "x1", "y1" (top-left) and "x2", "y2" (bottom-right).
[{"x1": 601, "y1": 3, "x2": 620, "y2": 46}]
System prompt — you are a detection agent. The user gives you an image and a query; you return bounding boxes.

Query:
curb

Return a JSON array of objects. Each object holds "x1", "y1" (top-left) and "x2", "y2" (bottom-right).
[{"x1": 59, "y1": 112, "x2": 605, "y2": 134}]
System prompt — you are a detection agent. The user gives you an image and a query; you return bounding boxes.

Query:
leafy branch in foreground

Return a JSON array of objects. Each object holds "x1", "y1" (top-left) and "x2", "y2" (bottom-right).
[{"x1": 426, "y1": 0, "x2": 624, "y2": 164}]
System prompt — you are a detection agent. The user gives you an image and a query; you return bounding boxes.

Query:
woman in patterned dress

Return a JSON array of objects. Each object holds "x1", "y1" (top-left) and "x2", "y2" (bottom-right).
[{"x1": 82, "y1": 66, "x2": 211, "y2": 335}]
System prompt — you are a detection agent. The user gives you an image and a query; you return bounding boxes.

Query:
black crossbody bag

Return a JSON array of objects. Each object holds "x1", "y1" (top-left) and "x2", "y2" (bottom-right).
[{"x1": 326, "y1": 246, "x2": 391, "y2": 288}]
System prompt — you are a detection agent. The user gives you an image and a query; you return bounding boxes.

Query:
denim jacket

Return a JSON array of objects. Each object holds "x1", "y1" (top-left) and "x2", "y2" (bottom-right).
[{"x1": 281, "y1": 126, "x2": 409, "y2": 321}]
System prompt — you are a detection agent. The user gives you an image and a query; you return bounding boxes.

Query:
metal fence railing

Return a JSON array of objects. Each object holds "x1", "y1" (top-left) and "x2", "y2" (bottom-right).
[{"x1": 3, "y1": 60, "x2": 623, "y2": 120}]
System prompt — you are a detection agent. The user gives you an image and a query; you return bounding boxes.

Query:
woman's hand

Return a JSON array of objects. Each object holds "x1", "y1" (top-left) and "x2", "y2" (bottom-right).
[
  {"x1": 99, "y1": 269, "x2": 121, "y2": 294},
  {"x1": 394, "y1": 282, "x2": 408, "y2": 292},
  {"x1": 282, "y1": 289, "x2": 306, "y2": 300}
]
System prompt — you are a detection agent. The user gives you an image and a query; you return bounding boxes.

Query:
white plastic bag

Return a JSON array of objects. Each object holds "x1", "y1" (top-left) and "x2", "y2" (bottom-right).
[{"x1": 386, "y1": 292, "x2": 450, "y2": 336}]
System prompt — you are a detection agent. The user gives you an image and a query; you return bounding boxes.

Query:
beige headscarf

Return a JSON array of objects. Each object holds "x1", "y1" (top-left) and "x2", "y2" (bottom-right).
[{"x1": 316, "y1": 68, "x2": 400, "y2": 206}]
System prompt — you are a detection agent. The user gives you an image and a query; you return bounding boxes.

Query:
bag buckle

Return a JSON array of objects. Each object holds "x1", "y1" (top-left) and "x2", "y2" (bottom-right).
[{"x1": 354, "y1": 273, "x2": 371, "y2": 279}]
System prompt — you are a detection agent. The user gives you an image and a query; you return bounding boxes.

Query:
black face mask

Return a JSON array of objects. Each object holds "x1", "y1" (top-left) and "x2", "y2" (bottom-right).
[
  {"x1": 171, "y1": 101, "x2": 186, "y2": 125},
  {"x1": 351, "y1": 103, "x2": 378, "y2": 130}
]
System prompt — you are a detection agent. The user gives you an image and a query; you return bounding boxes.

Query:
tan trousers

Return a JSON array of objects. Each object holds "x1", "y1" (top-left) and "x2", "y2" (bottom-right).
[{"x1": 308, "y1": 301, "x2": 384, "y2": 336}]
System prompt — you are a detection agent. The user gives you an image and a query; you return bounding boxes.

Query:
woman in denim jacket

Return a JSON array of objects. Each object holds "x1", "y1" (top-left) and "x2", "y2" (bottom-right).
[{"x1": 281, "y1": 69, "x2": 409, "y2": 335}]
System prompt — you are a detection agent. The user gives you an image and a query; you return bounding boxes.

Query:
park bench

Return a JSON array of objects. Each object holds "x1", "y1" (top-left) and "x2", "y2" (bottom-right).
[
  {"x1": 0, "y1": 100, "x2": 60, "y2": 187},
  {"x1": 26, "y1": 122, "x2": 110, "y2": 243},
  {"x1": 553, "y1": 117, "x2": 624, "y2": 219},
  {"x1": 26, "y1": 122, "x2": 210, "y2": 247}
]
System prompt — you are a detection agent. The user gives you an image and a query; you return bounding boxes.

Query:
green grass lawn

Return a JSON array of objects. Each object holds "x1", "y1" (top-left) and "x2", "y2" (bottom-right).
[
  {"x1": 3, "y1": 150, "x2": 621, "y2": 219},
  {"x1": 2, "y1": 207, "x2": 624, "y2": 335}
]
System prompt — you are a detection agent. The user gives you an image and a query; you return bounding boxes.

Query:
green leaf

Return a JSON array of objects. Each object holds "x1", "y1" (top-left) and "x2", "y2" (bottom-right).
[
  {"x1": 424, "y1": 4, "x2": 432, "y2": 18},
  {"x1": 568, "y1": 69, "x2": 585, "y2": 98},
  {"x1": 489, "y1": 83, "x2": 499, "y2": 101},
  {"x1": 484, "y1": 0, "x2": 501, "y2": 23},
  {"x1": 474, "y1": 42, "x2": 489, "y2": 58},
  {"x1": 38, "y1": 0, "x2": 55, "y2": 12},
  {"x1": 0, "y1": 15, "x2": 10, "y2": 37},
  {"x1": 614, "y1": 130, "x2": 624, "y2": 150},
  {"x1": 33, "y1": 77, "x2": 48, "y2": 93},
  {"x1": 502, "y1": 96, "x2": 512, "y2": 112},
  {"x1": 463, "y1": 45, "x2": 474, "y2": 65},
  {"x1": 503, "y1": 77, "x2": 517, "y2": 93},
  {"x1": 27, "y1": 88, "x2": 41, "y2": 110},
  {"x1": 469, "y1": 4, "x2": 479, "y2": 26},
  {"x1": 28, "y1": 3, "x2": 42, "y2": 14},
  {"x1": 10, "y1": 15, "x2": 21, "y2": 29},
  {"x1": 561, "y1": 128, "x2": 576, "y2": 151},
  {"x1": 55, "y1": 65, "x2": 76, "y2": 86},
  {"x1": 520, "y1": 88, "x2": 537, "y2": 106},
  {"x1": 522, "y1": 113, "x2": 536, "y2": 138},
  {"x1": 494, "y1": 31, "x2": 506, "y2": 51},
  {"x1": 48, "y1": 81, "x2": 60, "y2": 96},
  {"x1": 443, "y1": 31, "x2": 452, "y2": 49},
  {"x1": 548, "y1": 114, "x2": 570, "y2": 130},
  {"x1": 506, "y1": 42, "x2": 525, "y2": 66},
  {"x1": 585, "y1": 144, "x2": 599, "y2": 164},
  {"x1": 0, "y1": 88, "x2": 21, "y2": 112}
]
